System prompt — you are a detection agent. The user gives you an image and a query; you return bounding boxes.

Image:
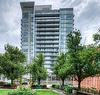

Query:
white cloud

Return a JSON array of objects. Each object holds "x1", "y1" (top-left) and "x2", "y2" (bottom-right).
[
  {"x1": 62, "y1": 0, "x2": 100, "y2": 44},
  {"x1": 0, "y1": 0, "x2": 100, "y2": 53}
]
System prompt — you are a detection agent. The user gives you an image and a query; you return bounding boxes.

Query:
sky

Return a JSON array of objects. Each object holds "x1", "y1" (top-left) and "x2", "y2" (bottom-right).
[{"x1": 0, "y1": 0, "x2": 100, "y2": 53}]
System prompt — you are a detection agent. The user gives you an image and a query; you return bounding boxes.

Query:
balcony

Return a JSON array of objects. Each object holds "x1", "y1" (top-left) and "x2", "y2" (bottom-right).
[
  {"x1": 36, "y1": 45, "x2": 59, "y2": 47},
  {"x1": 36, "y1": 27, "x2": 59, "y2": 30},
  {"x1": 36, "y1": 40, "x2": 59, "y2": 44},
  {"x1": 36, "y1": 19, "x2": 59, "y2": 22},
  {"x1": 45, "y1": 59, "x2": 57, "y2": 61},
  {"x1": 36, "y1": 48, "x2": 58, "y2": 52},
  {"x1": 44, "y1": 54, "x2": 57, "y2": 57},
  {"x1": 36, "y1": 32, "x2": 59, "y2": 35},
  {"x1": 36, "y1": 36, "x2": 59, "y2": 39},
  {"x1": 35, "y1": 13, "x2": 59, "y2": 17},
  {"x1": 35, "y1": 17, "x2": 60, "y2": 20},
  {"x1": 36, "y1": 51, "x2": 58, "y2": 53},
  {"x1": 36, "y1": 24, "x2": 59, "y2": 28}
]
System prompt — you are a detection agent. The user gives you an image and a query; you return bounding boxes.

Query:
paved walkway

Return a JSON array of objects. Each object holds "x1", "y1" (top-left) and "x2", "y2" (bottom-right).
[
  {"x1": 33, "y1": 89, "x2": 66, "y2": 95},
  {"x1": 53, "y1": 89, "x2": 66, "y2": 95}
]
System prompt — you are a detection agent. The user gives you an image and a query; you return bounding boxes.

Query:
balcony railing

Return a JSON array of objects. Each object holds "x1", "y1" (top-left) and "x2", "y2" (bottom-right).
[
  {"x1": 36, "y1": 19, "x2": 59, "y2": 22},
  {"x1": 36, "y1": 24, "x2": 59, "y2": 28},
  {"x1": 36, "y1": 49, "x2": 58, "y2": 51},
  {"x1": 36, "y1": 28, "x2": 59, "y2": 31},
  {"x1": 35, "y1": 17, "x2": 60, "y2": 20},
  {"x1": 36, "y1": 36, "x2": 59, "y2": 40},
  {"x1": 36, "y1": 40, "x2": 59, "y2": 43},
  {"x1": 36, "y1": 45, "x2": 59, "y2": 47}
]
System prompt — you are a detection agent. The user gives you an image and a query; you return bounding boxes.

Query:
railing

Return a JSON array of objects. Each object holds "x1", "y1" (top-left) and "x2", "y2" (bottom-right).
[
  {"x1": 36, "y1": 36, "x2": 59, "y2": 39},
  {"x1": 36, "y1": 45, "x2": 59, "y2": 47},
  {"x1": 36, "y1": 19, "x2": 59, "y2": 22},
  {"x1": 37, "y1": 28, "x2": 59, "y2": 31},
  {"x1": 36, "y1": 41, "x2": 59, "y2": 43},
  {"x1": 36, "y1": 49, "x2": 58, "y2": 51}
]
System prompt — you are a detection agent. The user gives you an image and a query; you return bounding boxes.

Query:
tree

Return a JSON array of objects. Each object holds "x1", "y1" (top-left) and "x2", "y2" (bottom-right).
[
  {"x1": 29, "y1": 63, "x2": 38, "y2": 85},
  {"x1": 74, "y1": 46, "x2": 100, "y2": 90},
  {"x1": 30, "y1": 53, "x2": 47, "y2": 85},
  {"x1": 67, "y1": 30, "x2": 100, "y2": 90},
  {"x1": 93, "y1": 33, "x2": 100, "y2": 42},
  {"x1": 93, "y1": 31, "x2": 100, "y2": 46},
  {"x1": 0, "y1": 44, "x2": 26, "y2": 86},
  {"x1": 0, "y1": 54, "x2": 4, "y2": 74},
  {"x1": 53, "y1": 53, "x2": 72, "y2": 88}
]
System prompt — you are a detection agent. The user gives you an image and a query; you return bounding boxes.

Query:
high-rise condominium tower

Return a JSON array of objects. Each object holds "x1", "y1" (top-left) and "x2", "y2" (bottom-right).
[{"x1": 20, "y1": 2, "x2": 74, "y2": 72}]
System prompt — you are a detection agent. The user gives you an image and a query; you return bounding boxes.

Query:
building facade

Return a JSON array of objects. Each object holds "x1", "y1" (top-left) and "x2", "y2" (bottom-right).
[{"x1": 20, "y1": 2, "x2": 74, "y2": 72}]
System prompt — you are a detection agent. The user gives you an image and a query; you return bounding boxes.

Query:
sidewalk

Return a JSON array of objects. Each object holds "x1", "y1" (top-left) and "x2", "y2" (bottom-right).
[{"x1": 53, "y1": 89, "x2": 66, "y2": 95}]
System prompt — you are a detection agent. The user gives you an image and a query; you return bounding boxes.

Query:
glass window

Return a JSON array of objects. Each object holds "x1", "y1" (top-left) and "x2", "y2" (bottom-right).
[
  {"x1": 22, "y1": 37, "x2": 28, "y2": 42},
  {"x1": 23, "y1": 12, "x2": 28, "y2": 19},
  {"x1": 60, "y1": 10, "x2": 73, "y2": 14},
  {"x1": 60, "y1": 20, "x2": 73, "y2": 24},
  {"x1": 22, "y1": 49, "x2": 28, "y2": 52}
]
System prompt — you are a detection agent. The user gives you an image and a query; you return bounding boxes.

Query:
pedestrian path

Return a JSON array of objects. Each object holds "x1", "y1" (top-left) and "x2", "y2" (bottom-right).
[{"x1": 53, "y1": 89, "x2": 66, "y2": 95}]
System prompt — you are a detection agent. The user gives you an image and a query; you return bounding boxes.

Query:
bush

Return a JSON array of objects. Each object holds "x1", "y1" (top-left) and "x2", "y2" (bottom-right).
[
  {"x1": 0, "y1": 81, "x2": 6, "y2": 86},
  {"x1": 52, "y1": 84, "x2": 60, "y2": 89},
  {"x1": 3, "y1": 83, "x2": 17, "y2": 89},
  {"x1": 64, "y1": 85, "x2": 73, "y2": 94},
  {"x1": 42, "y1": 85, "x2": 47, "y2": 89},
  {"x1": 31, "y1": 85, "x2": 47, "y2": 89},
  {"x1": 22, "y1": 82, "x2": 28, "y2": 85},
  {"x1": 8, "y1": 86, "x2": 35, "y2": 95},
  {"x1": 4, "y1": 83, "x2": 12, "y2": 87}
]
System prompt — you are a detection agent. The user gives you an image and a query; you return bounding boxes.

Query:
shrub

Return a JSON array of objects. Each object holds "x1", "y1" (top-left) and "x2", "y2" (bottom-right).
[
  {"x1": 0, "y1": 81, "x2": 6, "y2": 86},
  {"x1": 64, "y1": 85, "x2": 73, "y2": 94},
  {"x1": 8, "y1": 86, "x2": 35, "y2": 95},
  {"x1": 31, "y1": 85, "x2": 47, "y2": 89},
  {"x1": 22, "y1": 82, "x2": 28, "y2": 85},
  {"x1": 42, "y1": 85, "x2": 47, "y2": 89},
  {"x1": 3, "y1": 83, "x2": 17, "y2": 89},
  {"x1": 4, "y1": 83, "x2": 12, "y2": 87},
  {"x1": 52, "y1": 84, "x2": 60, "y2": 89}
]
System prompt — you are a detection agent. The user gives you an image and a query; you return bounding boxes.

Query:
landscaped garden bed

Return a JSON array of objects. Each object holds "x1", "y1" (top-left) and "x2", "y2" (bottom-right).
[
  {"x1": 52, "y1": 84, "x2": 73, "y2": 95},
  {"x1": 31, "y1": 85, "x2": 47, "y2": 89},
  {"x1": 0, "y1": 81, "x2": 17, "y2": 89}
]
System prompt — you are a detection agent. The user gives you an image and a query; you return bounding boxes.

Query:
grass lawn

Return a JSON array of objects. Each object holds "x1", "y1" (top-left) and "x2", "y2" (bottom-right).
[
  {"x1": 34, "y1": 89, "x2": 59, "y2": 95},
  {"x1": 0, "y1": 89, "x2": 59, "y2": 95},
  {"x1": 0, "y1": 89, "x2": 13, "y2": 95}
]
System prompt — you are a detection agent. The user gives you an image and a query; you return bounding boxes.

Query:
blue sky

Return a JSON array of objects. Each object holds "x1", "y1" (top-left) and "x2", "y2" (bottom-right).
[{"x1": 0, "y1": 0, "x2": 100, "y2": 52}]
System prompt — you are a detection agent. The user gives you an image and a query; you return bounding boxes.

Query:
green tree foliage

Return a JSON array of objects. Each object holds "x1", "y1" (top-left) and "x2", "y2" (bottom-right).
[
  {"x1": 53, "y1": 53, "x2": 72, "y2": 88},
  {"x1": 67, "y1": 30, "x2": 82, "y2": 53},
  {"x1": 93, "y1": 31, "x2": 100, "y2": 47},
  {"x1": 30, "y1": 53, "x2": 47, "y2": 85},
  {"x1": 0, "y1": 55, "x2": 4, "y2": 74},
  {"x1": 67, "y1": 30, "x2": 100, "y2": 90},
  {"x1": 0, "y1": 44, "x2": 26, "y2": 86},
  {"x1": 93, "y1": 33, "x2": 100, "y2": 42}
]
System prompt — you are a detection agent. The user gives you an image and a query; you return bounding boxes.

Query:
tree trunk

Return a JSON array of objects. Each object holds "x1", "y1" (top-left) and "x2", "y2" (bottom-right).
[
  {"x1": 11, "y1": 79, "x2": 14, "y2": 86},
  {"x1": 32, "y1": 77, "x2": 35, "y2": 86},
  {"x1": 38, "y1": 78, "x2": 41, "y2": 85},
  {"x1": 61, "y1": 79, "x2": 64, "y2": 89},
  {"x1": 19, "y1": 75, "x2": 22, "y2": 86},
  {"x1": 78, "y1": 79, "x2": 81, "y2": 90}
]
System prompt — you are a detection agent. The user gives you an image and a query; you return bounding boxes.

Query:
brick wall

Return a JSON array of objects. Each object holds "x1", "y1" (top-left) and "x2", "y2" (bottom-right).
[{"x1": 73, "y1": 76, "x2": 100, "y2": 91}]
